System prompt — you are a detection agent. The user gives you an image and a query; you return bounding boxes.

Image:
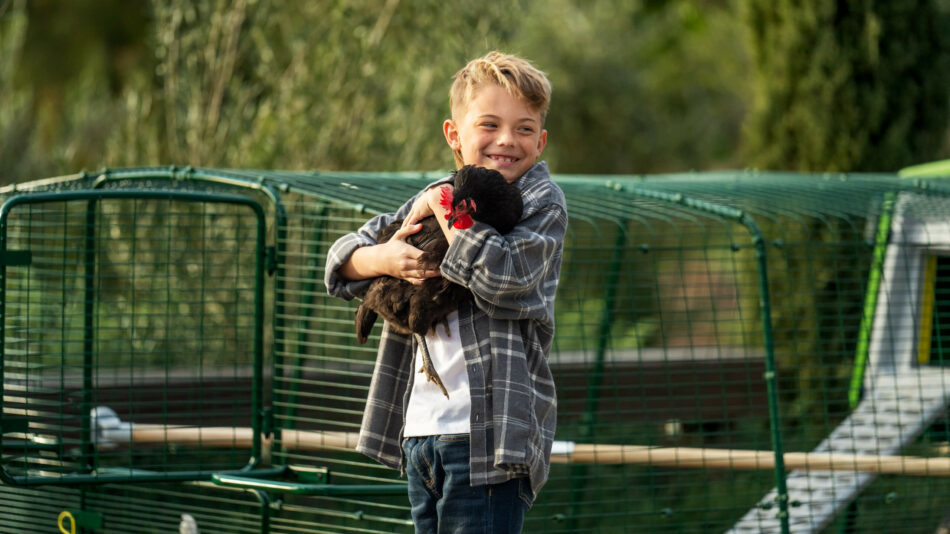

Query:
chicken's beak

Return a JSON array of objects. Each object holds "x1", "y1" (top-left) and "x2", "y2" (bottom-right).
[{"x1": 446, "y1": 199, "x2": 476, "y2": 229}]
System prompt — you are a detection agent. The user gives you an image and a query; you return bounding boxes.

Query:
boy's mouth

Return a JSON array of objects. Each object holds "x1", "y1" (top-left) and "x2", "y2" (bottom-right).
[{"x1": 488, "y1": 154, "x2": 519, "y2": 164}]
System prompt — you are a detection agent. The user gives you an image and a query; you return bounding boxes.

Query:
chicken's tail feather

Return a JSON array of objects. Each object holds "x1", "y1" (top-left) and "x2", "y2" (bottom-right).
[{"x1": 355, "y1": 305, "x2": 378, "y2": 344}]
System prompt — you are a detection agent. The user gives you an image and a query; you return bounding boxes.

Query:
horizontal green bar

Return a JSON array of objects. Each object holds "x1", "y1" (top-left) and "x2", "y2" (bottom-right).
[
  {"x1": 0, "y1": 417, "x2": 30, "y2": 434},
  {"x1": 3, "y1": 466, "x2": 284, "y2": 486},
  {"x1": 0, "y1": 250, "x2": 31, "y2": 266},
  {"x1": 0, "y1": 439, "x2": 59, "y2": 452},
  {"x1": 212, "y1": 472, "x2": 407, "y2": 496}
]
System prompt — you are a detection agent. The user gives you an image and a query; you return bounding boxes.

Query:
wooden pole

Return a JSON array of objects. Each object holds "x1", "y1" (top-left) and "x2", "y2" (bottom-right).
[
  {"x1": 554, "y1": 443, "x2": 950, "y2": 476},
  {"x1": 125, "y1": 425, "x2": 359, "y2": 451},
  {"x1": 119, "y1": 426, "x2": 950, "y2": 476}
]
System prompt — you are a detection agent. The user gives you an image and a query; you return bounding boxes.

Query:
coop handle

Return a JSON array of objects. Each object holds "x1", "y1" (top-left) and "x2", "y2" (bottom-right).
[{"x1": 57, "y1": 511, "x2": 76, "y2": 534}]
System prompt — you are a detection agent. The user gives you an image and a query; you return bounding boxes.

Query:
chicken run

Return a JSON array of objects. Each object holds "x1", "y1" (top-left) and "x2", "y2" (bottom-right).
[{"x1": 3, "y1": 163, "x2": 950, "y2": 533}]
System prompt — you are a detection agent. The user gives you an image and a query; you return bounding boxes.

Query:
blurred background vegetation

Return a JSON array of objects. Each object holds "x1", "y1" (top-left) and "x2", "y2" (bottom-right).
[
  {"x1": 2, "y1": 0, "x2": 948, "y2": 185},
  {"x1": 1, "y1": 3, "x2": 950, "y2": 530}
]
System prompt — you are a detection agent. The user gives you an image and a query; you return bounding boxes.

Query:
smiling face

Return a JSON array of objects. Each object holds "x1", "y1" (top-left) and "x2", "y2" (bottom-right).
[{"x1": 443, "y1": 84, "x2": 548, "y2": 184}]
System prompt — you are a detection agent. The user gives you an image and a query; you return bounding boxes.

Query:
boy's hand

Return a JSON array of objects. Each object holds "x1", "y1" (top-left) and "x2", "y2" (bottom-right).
[
  {"x1": 402, "y1": 185, "x2": 451, "y2": 228},
  {"x1": 378, "y1": 224, "x2": 440, "y2": 285}
]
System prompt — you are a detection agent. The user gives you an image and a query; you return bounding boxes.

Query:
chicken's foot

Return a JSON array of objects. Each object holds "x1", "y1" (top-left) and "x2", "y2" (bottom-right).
[{"x1": 414, "y1": 334, "x2": 450, "y2": 399}]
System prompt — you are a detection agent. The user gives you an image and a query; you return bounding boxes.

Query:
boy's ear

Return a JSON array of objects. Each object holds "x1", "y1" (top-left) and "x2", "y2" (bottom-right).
[
  {"x1": 443, "y1": 119, "x2": 461, "y2": 151},
  {"x1": 537, "y1": 129, "x2": 548, "y2": 156}
]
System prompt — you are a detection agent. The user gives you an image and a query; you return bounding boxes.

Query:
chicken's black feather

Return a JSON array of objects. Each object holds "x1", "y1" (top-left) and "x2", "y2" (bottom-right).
[{"x1": 353, "y1": 165, "x2": 524, "y2": 396}]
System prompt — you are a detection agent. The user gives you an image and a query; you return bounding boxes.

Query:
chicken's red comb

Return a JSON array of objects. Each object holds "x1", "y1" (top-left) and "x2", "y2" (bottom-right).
[{"x1": 439, "y1": 186, "x2": 454, "y2": 212}]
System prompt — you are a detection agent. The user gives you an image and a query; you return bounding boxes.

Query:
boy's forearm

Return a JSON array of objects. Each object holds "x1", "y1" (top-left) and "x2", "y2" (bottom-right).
[{"x1": 337, "y1": 244, "x2": 384, "y2": 281}]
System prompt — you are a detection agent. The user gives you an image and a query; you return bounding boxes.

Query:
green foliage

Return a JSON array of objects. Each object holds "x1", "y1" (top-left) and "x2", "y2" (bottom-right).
[
  {"x1": 518, "y1": 0, "x2": 751, "y2": 173},
  {"x1": 107, "y1": 0, "x2": 528, "y2": 172},
  {"x1": 742, "y1": 0, "x2": 950, "y2": 172},
  {"x1": 3, "y1": 1, "x2": 949, "y2": 179},
  {"x1": 0, "y1": 0, "x2": 38, "y2": 180},
  {"x1": 0, "y1": 0, "x2": 755, "y2": 182}
]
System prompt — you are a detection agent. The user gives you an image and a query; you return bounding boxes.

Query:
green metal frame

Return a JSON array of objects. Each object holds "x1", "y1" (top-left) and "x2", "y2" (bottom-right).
[
  {"x1": 0, "y1": 189, "x2": 268, "y2": 485},
  {"x1": 70, "y1": 169, "x2": 408, "y2": 501}
]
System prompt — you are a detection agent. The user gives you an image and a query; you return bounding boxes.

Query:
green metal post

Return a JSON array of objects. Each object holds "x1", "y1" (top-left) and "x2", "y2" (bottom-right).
[
  {"x1": 250, "y1": 198, "x2": 268, "y2": 468},
  {"x1": 568, "y1": 220, "x2": 627, "y2": 530},
  {"x1": 848, "y1": 192, "x2": 895, "y2": 407},
  {"x1": 744, "y1": 212, "x2": 790, "y2": 532},
  {"x1": 0, "y1": 201, "x2": 9, "y2": 485},
  {"x1": 82, "y1": 199, "x2": 98, "y2": 473}
]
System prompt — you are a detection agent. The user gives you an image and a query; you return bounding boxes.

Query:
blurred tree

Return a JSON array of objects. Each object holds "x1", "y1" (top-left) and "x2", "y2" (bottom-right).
[
  {"x1": 5, "y1": 0, "x2": 947, "y2": 179},
  {"x1": 0, "y1": 0, "x2": 149, "y2": 183},
  {"x1": 742, "y1": 0, "x2": 950, "y2": 172},
  {"x1": 106, "y1": 0, "x2": 526, "y2": 172},
  {"x1": 515, "y1": 0, "x2": 751, "y2": 174},
  {"x1": 2, "y1": 0, "x2": 757, "y2": 181},
  {"x1": 0, "y1": 0, "x2": 33, "y2": 181}
]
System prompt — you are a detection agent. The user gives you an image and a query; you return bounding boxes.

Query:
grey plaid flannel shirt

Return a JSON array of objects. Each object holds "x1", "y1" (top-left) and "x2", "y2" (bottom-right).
[{"x1": 324, "y1": 162, "x2": 566, "y2": 503}]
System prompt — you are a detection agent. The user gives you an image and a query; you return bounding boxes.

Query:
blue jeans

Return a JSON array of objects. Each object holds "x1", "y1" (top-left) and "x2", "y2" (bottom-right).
[{"x1": 402, "y1": 434, "x2": 530, "y2": 534}]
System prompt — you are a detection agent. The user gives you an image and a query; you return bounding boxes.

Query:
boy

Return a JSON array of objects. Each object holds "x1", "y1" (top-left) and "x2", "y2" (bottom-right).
[{"x1": 325, "y1": 51, "x2": 566, "y2": 533}]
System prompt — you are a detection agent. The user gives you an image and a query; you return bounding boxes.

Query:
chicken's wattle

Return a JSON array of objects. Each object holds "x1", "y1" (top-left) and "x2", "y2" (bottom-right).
[{"x1": 452, "y1": 214, "x2": 474, "y2": 230}]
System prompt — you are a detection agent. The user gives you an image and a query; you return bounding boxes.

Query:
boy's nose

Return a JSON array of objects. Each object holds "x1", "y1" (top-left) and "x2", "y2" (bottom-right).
[{"x1": 495, "y1": 129, "x2": 515, "y2": 146}]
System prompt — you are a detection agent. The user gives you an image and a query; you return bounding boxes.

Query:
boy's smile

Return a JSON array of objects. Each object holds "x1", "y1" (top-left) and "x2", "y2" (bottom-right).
[{"x1": 444, "y1": 84, "x2": 548, "y2": 184}]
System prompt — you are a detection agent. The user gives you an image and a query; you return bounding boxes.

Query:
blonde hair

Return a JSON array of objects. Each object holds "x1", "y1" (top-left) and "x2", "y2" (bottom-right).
[{"x1": 448, "y1": 51, "x2": 552, "y2": 168}]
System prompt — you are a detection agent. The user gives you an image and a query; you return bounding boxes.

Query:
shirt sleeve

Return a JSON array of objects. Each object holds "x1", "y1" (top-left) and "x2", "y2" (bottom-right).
[{"x1": 439, "y1": 201, "x2": 567, "y2": 322}]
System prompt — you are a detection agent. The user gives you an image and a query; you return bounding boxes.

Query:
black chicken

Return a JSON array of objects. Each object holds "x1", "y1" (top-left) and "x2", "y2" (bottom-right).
[{"x1": 354, "y1": 165, "x2": 524, "y2": 398}]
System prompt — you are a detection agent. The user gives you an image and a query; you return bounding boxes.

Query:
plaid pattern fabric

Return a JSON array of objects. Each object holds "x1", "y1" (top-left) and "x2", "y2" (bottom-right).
[{"x1": 324, "y1": 162, "x2": 566, "y2": 503}]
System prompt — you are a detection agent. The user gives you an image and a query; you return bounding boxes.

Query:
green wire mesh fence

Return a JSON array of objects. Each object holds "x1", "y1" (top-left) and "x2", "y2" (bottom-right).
[
  {"x1": 0, "y1": 187, "x2": 269, "y2": 488},
  {"x1": 2, "y1": 165, "x2": 950, "y2": 533}
]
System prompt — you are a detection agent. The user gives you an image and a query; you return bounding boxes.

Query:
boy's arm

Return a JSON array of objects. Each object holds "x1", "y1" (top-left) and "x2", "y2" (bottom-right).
[
  {"x1": 325, "y1": 188, "x2": 442, "y2": 300},
  {"x1": 440, "y1": 199, "x2": 567, "y2": 322},
  {"x1": 336, "y1": 224, "x2": 434, "y2": 281},
  {"x1": 325, "y1": 217, "x2": 392, "y2": 301}
]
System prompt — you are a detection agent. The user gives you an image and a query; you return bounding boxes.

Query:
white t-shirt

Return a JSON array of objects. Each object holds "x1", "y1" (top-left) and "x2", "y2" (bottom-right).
[{"x1": 403, "y1": 311, "x2": 472, "y2": 437}]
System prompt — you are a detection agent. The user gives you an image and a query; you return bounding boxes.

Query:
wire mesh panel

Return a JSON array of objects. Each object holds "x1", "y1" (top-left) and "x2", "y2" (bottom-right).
[
  {"x1": 0, "y1": 481, "x2": 266, "y2": 534},
  {"x1": 238, "y1": 169, "x2": 950, "y2": 533},
  {"x1": 538, "y1": 184, "x2": 773, "y2": 533},
  {"x1": 7, "y1": 167, "x2": 950, "y2": 533},
  {"x1": 266, "y1": 179, "x2": 426, "y2": 533},
  {"x1": 0, "y1": 190, "x2": 266, "y2": 485}
]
